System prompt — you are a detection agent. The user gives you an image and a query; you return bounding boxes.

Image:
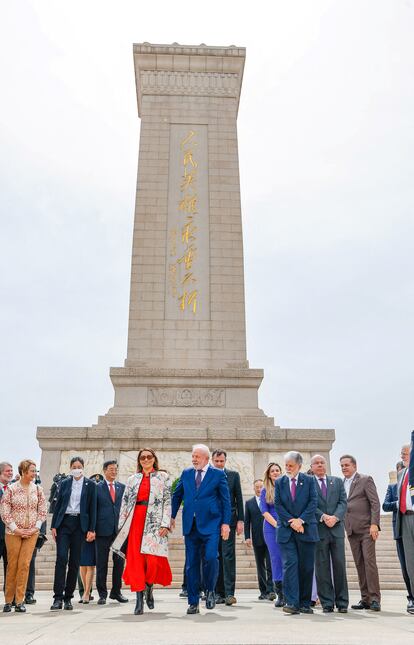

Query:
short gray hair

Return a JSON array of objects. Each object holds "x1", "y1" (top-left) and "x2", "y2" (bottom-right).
[
  {"x1": 284, "y1": 451, "x2": 303, "y2": 465},
  {"x1": 192, "y1": 444, "x2": 210, "y2": 457},
  {"x1": 310, "y1": 454, "x2": 326, "y2": 465},
  {"x1": 0, "y1": 462, "x2": 12, "y2": 475}
]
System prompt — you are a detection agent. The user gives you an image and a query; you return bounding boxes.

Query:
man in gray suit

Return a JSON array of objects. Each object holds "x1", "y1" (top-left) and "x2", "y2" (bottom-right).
[
  {"x1": 311, "y1": 455, "x2": 348, "y2": 613},
  {"x1": 340, "y1": 454, "x2": 381, "y2": 611},
  {"x1": 395, "y1": 441, "x2": 414, "y2": 615}
]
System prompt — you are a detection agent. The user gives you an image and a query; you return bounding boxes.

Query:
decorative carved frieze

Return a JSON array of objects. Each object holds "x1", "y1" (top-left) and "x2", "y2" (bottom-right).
[
  {"x1": 148, "y1": 387, "x2": 225, "y2": 407},
  {"x1": 140, "y1": 70, "x2": 239, "y2": 97}
]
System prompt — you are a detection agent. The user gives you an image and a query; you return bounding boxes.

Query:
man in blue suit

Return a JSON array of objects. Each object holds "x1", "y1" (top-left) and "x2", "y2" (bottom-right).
[
  {"x1": 275, "y1": 450, "x2": 319, "y2": 615},
  {"x1": 171, "y1": 444, "x2": 231, "y2": 614},
  {"x1": 382, "y1": 459, "x2": 413, "y2": 612},
  {"x1": 50, "y1": 456, "x2": 96, "y2": 610},
  {"x1": 95, "y1": 460, "x2": 127, "y2": 605}
]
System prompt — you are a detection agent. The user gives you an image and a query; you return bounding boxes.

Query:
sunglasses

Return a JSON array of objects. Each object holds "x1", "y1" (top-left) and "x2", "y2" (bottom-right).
[{"x1": 140, "y1": 455, "x2": 155, "y2": 461}]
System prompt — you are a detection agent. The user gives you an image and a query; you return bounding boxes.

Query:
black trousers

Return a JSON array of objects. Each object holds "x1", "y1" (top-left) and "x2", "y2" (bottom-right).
[
  {"x1": 26, "y1": 548, "x2": 37, "y2": 597},
  {"x1": 253, "y1": 544, "x2": 273, "y2": 595},
  {"x1": 95, "y1": 534, "x2": 124, "y2": 599},
  {"x1": 315, "y1": 534, "x2": 349, "y2": 609},
  {"x1": 216, "y1": 525, "x2": 236, "y2": 598},
  {"x1": 53, "y1": 515, "x2": 84, "y2": 601},
  {"x1": 0, "y1": 538, "x2": 7, "y2": 592},
  {"x1": 396, "y1": 537, "x2": 414, "y2": 600}
]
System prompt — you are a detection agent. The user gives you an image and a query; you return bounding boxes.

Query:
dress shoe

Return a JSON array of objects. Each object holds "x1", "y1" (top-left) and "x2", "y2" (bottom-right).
[
  {"x1": 274, "y1": 581, "x2": 284, "y2": 607},
  {"x1": 179, "y1": 590, "x2": 188, "y2": 598},
  {"x1": 283, "y1": 605, "x2": 300, "y2": 615},
  {"x1": 25, "y1": 595, "x2": 36, "y2": 605},
  {"x1": 338, "y1": 607, "x2": 348, "y2": 613},
  {"x1": 64, "y1": 600, "x2": 73, "y2": 610},
  {"x1": 407, "y1": 606, "x2": 414, "y2": 615},
  {"x1": 267, "y1": 591, "x2": 276, "y2": 601},
  {"x1": 369, "y1": 601, "x2": 381, "y2": 612},
  {"x1": 97, "y1": 597, "x2": 106, "y2": 605},
  {"x1": 134, "y1": 591, "x2": 144, "y2": 615},
  {"x1": 300, "y1": 606, "x2": 314, "y2": 614},
  {"x1": 225, "y1": 595, "x2": 237, "y2": 606},
  {"x1": 205, "y1": 591, "x2": 216, "y2": 610},
  {"x1": 109, "y1": 591, "x2": 129, "y2": 603},
  {"x1": 258, "y1": 593, "x2": 268, "y2": 600},
  {"x1": 323, "y1": 607, "x2": 334, "y2": 613},
  {"x1": 50, "y1": 600, "x2": 63, "y2": 611},
  {"x1": 351, "y1": 600, "x2": 370, "y2": 610},
  {"x1": 15, "y1": 603, "x2": 26, "y2": 613},
  {"x1": 187, "y1": 604, "x2": 200, "y2": 614},
  {"x1": 3, "y1": 603, "x2": 12, "y2": 613},
  {"x1": 215, "y1": 594, "x2": 225, "y2": 604},
  {"x1": 145, "y1": 584, "x2": 154, "y2": 610}
]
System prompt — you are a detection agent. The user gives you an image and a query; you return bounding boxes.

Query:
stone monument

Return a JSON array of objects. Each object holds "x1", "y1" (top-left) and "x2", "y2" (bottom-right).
[{"x1": 37, "y1": 43, "x2": 334, "y2": 492}]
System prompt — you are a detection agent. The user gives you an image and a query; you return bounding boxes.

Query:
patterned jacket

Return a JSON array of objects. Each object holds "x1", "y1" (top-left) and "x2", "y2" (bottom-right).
[
  {"x1": 0, "y1": 481, "x2": 47, "y2": 534},
  {"x1": 111, "y1": 471, "x2": 171, "y2": 559}
]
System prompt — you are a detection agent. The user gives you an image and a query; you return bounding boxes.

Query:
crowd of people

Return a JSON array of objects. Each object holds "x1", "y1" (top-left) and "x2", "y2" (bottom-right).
[{"x1": 0, "y1": 433, "x2": 414, "y2": 617}]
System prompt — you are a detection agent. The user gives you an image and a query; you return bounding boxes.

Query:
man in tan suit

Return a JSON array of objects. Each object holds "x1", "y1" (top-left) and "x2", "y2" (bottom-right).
[{"x1": 340, "y1": 454, "x2": 381, "y2": 611}]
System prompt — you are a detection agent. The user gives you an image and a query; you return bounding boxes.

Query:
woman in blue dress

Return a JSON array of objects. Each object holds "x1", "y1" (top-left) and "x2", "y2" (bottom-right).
[{"x1": 260, "y1": 462, "x2": 284, "y2": 607}]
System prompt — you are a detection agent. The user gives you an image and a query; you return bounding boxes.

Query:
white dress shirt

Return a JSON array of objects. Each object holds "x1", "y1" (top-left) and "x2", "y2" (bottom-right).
[
  {"x1": 344, "y1": 473, "x2": 356, "y2": 498},
  {"x1": 316, "y1": 475, "x2": 327, "y2": 491},
  {"x1": 66, "y1": 476, "x2": 84, "y2": 514},
  {"x1": 255, "y1": 495, "x2": 261, "y2": 508},
  {"x1": 194, "y1": 464, "x2": 209, "y2": 482}
]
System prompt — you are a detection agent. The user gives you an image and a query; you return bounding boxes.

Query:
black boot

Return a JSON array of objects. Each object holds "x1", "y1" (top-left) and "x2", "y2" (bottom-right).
[
  {"x1": 134, "y1": 591, "x2": 144, "y2": 615},
  {"x1": 274, "y1": 581, "x2": 284, "y2": 607},
  {"x1": 145, "y1": 584, "x2": 154, "y2": 610}
]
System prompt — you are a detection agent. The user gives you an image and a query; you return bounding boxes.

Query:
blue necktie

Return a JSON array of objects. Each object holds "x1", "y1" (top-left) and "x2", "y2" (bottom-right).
[{"x1": 195, "y1": 469, "x2": 202, "y2": 490}]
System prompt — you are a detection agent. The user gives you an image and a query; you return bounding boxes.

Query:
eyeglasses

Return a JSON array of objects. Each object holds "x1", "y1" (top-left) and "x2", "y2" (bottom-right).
[{"x1": 140, "y1": 455, "x2": 154, "y2": 461}]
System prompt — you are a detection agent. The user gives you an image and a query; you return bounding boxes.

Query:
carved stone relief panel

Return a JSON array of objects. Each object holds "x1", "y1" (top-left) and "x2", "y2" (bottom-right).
[
  {"x1": 140, "y1": 71, "x2": 239, "y2": 97},
  {"x1": 148, "y1": 388, "x2": 225, "y2": 407}
]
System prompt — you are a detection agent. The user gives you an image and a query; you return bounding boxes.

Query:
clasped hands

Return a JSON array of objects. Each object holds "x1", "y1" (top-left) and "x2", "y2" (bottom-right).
[
  {"x1": 288, "y1": 518, "x2": 304, "y2": 533},
  {"x1": 321, "y1": 514, "x2": 338, "y2": 528},
  {"x1": 14, "y1": 527, "x2": 39, "y2": 539}
]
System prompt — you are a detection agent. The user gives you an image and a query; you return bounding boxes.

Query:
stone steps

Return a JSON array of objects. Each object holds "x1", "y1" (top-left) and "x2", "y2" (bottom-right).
[{"x1": 0, "y1": 515, "x2": 406, "y2": 592}]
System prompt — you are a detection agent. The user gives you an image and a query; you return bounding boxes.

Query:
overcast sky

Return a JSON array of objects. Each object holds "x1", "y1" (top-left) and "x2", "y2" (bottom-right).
[{"x1": 1, "y1": 0, "x2": 413, "y2": 500}]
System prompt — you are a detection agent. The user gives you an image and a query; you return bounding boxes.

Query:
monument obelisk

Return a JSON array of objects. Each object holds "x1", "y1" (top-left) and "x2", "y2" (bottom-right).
[{"x1": 37, "y1": 43, "x2": 334, "y2": 490}]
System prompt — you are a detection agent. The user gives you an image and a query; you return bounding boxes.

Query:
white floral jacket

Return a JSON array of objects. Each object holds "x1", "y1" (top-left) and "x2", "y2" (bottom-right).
[{"x1": 111, "y1": 471, "x2": 171, "y2": 559}]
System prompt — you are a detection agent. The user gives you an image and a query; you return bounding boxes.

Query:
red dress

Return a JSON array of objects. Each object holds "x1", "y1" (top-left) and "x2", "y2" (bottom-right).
[{"x1": 122, "y1": 472, "x2": 172, "y2": 592}]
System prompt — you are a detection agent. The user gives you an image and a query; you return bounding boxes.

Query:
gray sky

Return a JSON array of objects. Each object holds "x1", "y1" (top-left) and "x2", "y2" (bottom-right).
[{"x1": 1, "y1": 0, "x2": 413, "y2": 501}]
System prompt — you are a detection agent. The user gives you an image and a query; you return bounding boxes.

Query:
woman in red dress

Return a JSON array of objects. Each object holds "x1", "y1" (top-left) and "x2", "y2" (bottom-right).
[{"x1": 111, "y1": 448, "x2": 172, "y2": 615}]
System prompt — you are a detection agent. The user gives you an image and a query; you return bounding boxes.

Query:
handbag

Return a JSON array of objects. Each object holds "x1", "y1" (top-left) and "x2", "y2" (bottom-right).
[{"x1": 35, "y1": 532, "x2": 47, "y2": 550}]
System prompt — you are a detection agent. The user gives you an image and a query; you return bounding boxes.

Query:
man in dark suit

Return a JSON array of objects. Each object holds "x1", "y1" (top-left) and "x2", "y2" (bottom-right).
[
  {"x1": 95, "y1": 460, "x2": 127, "y2": 605},
  {"x1": 171, "y1": 444, "x2": 231, "y2": 614},
  {"x1": 212, "y1": 449, "x2": 244, "y2": 605},
  {"x1": 50, "y1": 456, "x2": 97, "y2": 610},
  {"x1": 244, "y1": 479, "x2": 273, "y2": 600},
  {"x1": 383, "y1": 458, "x2": 414, "y2": 612},
  {"x1": 0, "y1": 462, "x2": 14, "y2": 590},
  {"x1": 274, "y1": 450, "x2": 319, "y2": 615},
  {"x1": 395, "y1": 440, "x2": 414, "y2": 615},
  {"x1": 310, "y1": 454, "x2": 348, "y2": 613},
  {"x1": 340, "y1": 454, "x2": 381, "y2": 611}
]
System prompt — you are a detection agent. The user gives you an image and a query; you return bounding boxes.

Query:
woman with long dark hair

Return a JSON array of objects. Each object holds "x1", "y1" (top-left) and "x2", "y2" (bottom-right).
[
  {"x1": 260, "y1": 462, "x2": 284, "y2": 607},
  {"x1": 111, "y1": 448, "x2": 172, "y2": 615}
]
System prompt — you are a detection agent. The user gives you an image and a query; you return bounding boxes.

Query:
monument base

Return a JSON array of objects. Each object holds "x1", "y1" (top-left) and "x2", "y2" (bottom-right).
[{"x1": 37, "y1": 366, "x2": 335, "y2": 493}]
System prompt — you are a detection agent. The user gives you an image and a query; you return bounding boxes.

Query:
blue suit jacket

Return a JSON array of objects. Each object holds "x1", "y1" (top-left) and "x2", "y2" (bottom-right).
[
  {"x1": 382, "y1": 483, "x2": 398, "y2": 539},
  {"x1": 51, "y1": 476, "x2": 97, "y2": 534},
  {"x1": 95, "y1": 480, "x2": 125, "y2": 537},
  {"x1": 171, "y1": 466, "x2": 231, "y2": 535},
  {"x1": 275, "y1": 473, "x2": 319, "y2": 543}
]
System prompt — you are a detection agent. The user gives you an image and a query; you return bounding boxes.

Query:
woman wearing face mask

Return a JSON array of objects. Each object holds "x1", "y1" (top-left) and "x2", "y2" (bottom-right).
[
  {"x1": 111, "y1": 448, "x2": 172, "y2": 615},
  {"x1": 0, "y1": 459, "x2": 47, "y2": 613},
  {"x1": 50, "y1": 456, "x2": 97, "y2": 611},
  {"x1": 260, "y1": 462, "x2": 284, "y2": 608}
]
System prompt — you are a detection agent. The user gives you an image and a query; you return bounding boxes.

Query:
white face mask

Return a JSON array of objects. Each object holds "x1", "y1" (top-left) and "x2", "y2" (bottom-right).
[{"x1": 71, "y1": 469, "x2": 83, "y2": 478}]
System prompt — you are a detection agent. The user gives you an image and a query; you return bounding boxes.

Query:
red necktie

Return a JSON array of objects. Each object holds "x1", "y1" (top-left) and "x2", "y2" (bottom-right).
[
  {"x1": 109, "y1": 483, "x2": 115, "y2": 503},
  {"x1": 400, "y1": 471, "x2": 408, "y2": 514}
]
